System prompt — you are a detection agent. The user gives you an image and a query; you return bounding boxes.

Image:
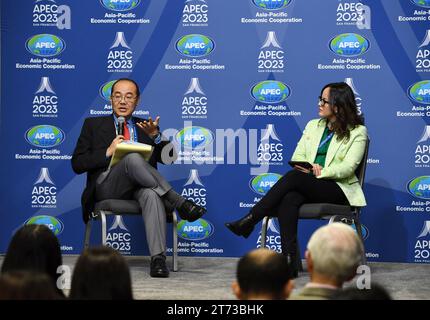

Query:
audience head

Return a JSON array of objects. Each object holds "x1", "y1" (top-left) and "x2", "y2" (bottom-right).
[
  {"x1": 0, "y1": 271, "x2": 61, "y2": 300},
  {"x1": 232, "y1": 248, "x2": 294, "y2": 300},
  {"x1": 1, "y1": 224, "x2": 63, "y2": 295},
  {"x1": 306, "y1": 223, "x2": 364, "y2": 287},
  {"x1": 70, "y1": 246, "x2": 133, "y2": 300}
]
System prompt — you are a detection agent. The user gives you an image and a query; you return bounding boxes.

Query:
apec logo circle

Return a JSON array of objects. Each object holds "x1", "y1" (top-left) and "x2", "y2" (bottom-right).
[
  {"x1": 25, "y1": 215, "x2": 64, "y2": 236},
  {"x1": 251, "y1": 80, "x2": 290, "y2": 104},
  {"x1": 26, "y1": 34, "x2": 65, "y2": 57},
  {"x1": 408, "y1": 176, "x2": 430, "y2": 199},
  {"x1": 177, "y1": 218, "x2": 214, "y2": 241},
  {"x1": 329, "y1": 33, "x2": 370, "y2": 57},
  {"x1": 100, "y1": 0, "x2": 141, "y2": 11},
  {"x1": 176, "y1": 34, "x2": 215, "y2": 57},
  {"x1": 410, "y1": 0, "x2": 430, "y2": 8},
  {"x1": 252, "y1": 0, "x2": 291, "y2": 10},
  {"x1": 25, "y1": 125, "x2": 65, "y2": 148},
  {"x1": 176, "y1": 126, "x2": 214, "y2": 149},
  {"x1": 100, "y1": 80, "x2": 117, "y2": 101},
  {"x1": 351, "y1": 223, "x2": 369, "y2": 241},
  {"x1": 408, "y1": 80, "x2": 430, "y2": 105},
  {"x1": 250, "y1": 173, "x2": 282, "y2": 195}
]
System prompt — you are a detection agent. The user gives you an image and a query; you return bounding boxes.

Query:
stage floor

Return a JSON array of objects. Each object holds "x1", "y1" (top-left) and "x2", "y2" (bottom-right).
[{"x1": 59, "y1": 255, "x2": 429, "y2": 300}]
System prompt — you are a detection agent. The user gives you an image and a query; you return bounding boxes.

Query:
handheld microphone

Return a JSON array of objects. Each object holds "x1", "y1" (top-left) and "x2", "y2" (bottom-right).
[{"x1": 117, "y1": 116, "x2": 125, "y2": 136}]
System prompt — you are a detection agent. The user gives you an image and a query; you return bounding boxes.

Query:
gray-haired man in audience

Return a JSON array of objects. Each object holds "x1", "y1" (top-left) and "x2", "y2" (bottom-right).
[{"x1": 290, "y1": 222, "x2": 364, "y2": 300}]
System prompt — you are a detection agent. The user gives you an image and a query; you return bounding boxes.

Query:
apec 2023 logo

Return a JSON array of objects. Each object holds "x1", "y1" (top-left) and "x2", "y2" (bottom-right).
[
  {"x1": 177, "y1": 218, "x2": 214, "y2": 241},
  {"x1": 100, "y1": 80, "x2": 117, "y2": 101},
  {"x1": 410, "y1": 0, "x2": 430, "y2": 8},
  {"x1": 251, "y1": 80, "x2": 290, "y2": 104},
  {"x1": 25, "y1": 215, "x2": 64, "y2": 236},
  {"x1": 176, "y1": 34, "x2": 215, "y2": 58},
  {"x1": 250, "y1": 173, "x2": 282, "y2": 195},
  {"x1": 252, "y1": 0, "x2": 291, "y2": 10},
  {"x1": 25, "y1": 125, "x2": 65, "y2": 148},
  {"x1": 408, "y1": 80, "x2": 430, "y2": 105},
  {"x1": 408, "y1": 176, "x2": 430, "y2": 200},
  {"x1": 329, "y1": 33, "x2": 370, "y2": 57},
  {"x1": 100, "y1": 0, "x2": 141, "y2": 11},
  {"x1": 176, "y1": 126, "x2": 214, "y2": 149},
  {"x1": 26, "y1": 34, "x2": 65, "y2": 57}
]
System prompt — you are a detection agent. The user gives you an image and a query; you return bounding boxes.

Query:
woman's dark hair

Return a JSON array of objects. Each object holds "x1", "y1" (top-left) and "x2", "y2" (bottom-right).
[
  {"x1": 0, "y1": 271, "x2": 62, "y2": 300},
  {"x1": 1, "y1": 224, "x2": 63, "y2": 296},
  {"x1": 321, "y1": 82, "x2": 364, "y2": 141},
  {"x1": 69, "y1": 246, "x2": 133, "y2": 300}
]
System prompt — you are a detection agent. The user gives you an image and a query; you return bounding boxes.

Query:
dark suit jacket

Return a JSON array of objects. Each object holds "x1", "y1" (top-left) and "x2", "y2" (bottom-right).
[{"x1": 71, "y1": 115, "x2": 176, "y2": 223}]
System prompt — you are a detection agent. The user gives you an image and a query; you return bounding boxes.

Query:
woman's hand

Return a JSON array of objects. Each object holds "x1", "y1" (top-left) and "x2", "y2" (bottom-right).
[
  {"x1": 311, "y1": 164, "x2": 323, "y2": 177},
  {"x1": 293, "y1": 163, "x2": 323, "y2": 176}
]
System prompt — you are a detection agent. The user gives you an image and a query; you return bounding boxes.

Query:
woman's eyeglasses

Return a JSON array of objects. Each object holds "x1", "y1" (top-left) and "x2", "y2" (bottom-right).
[{"x1": 318, "y1": 96, "x2": 331, "y2": 107}]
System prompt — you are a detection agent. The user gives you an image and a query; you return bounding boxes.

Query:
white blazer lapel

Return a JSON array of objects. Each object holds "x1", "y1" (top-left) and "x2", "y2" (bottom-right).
[{"x1": 325, "y1": 133, "x2": 346, "y2": 167}]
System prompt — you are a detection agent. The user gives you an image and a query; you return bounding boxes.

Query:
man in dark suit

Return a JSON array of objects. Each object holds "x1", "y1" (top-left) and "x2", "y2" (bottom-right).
[{"x1": 72, "y1": 78, "x2": 206, "y2": 278}]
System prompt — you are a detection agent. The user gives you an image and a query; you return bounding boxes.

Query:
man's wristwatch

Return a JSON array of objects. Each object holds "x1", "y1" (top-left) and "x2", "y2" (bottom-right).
[{"x1": 152, "y1": 132, "x2": 162, "y2": 144}]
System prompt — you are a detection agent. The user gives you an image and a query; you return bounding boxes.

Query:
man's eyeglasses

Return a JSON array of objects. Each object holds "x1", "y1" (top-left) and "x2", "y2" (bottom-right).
[
  {"x1": 111, "y1": 94, "x2": 137, "y2": 103},
  {"x1": 318, "y1": 96, "x2": 331, "y2": 107}
]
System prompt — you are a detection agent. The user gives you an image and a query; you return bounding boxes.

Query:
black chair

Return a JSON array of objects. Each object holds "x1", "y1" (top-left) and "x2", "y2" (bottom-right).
[
  {"x1": 260, "y1": 138, "x2": 370, "y2": 270},
  {"x1": 83, "y1": 199, "x2": 178, "y2": 272}
]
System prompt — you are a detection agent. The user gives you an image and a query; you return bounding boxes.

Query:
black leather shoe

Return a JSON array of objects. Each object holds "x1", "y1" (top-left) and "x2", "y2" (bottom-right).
[
  {"x1": 177, "y1": 200, "x2": 206, "y2": 222},
  {"x1": 150, "y1": 255, "x2": 169, "y2": 278},
  {"x1": 225, "y1": 213, "x2": 256, "y2": 238},
  {"x1": 286, "y1": 253, "x2": 299, "y2": 279}
]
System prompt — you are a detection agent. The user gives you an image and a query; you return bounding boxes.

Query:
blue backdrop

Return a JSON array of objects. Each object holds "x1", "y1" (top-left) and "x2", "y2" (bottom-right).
[{"x1": 1, "y1": 0, "x2": 430, "y2": 263}]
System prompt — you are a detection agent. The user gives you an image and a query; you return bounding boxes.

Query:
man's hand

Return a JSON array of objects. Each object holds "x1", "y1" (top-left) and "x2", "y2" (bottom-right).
[
  {"x1": 106, "y1": 135, "x2": 125, "y2": 157},
  {"x1": 136, "y1": 116, "x2": 160, "y2": 138}
]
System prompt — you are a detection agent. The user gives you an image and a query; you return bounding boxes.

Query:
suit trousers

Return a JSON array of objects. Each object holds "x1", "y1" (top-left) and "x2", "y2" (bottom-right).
[
  {"x1": 250, "y1": 169, "x2": 347, "y2": 255},
  {"x1": 95, "y1": 153, "x2": 173, "y2": 256}
]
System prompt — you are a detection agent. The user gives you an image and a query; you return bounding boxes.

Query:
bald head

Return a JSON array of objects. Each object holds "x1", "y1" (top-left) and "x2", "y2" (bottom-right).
[{"x1": 235, "y1": 248, "x2": 292, "y2": 299}]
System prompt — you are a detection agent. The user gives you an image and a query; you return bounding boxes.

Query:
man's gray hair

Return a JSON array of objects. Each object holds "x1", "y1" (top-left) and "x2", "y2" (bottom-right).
[{"x1": 307, "y1": 222, "x2": 364, "y2": 283}]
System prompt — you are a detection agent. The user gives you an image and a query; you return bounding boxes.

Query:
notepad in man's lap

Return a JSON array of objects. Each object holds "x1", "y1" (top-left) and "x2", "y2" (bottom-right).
[{"x1": 109, "y1": 141, "x2": 154, "y2": 168}]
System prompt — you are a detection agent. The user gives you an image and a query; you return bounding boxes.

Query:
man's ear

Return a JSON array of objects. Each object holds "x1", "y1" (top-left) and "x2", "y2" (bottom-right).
[
  {"x1": 232, "y1": 281, "x2": 242, "y2": 300},
  {"x1": 305, "y1": 250, "x2": 313, "y2": 273},
  {"x1": 283, "y1": 279, "x2": 295, "y2": 299}
]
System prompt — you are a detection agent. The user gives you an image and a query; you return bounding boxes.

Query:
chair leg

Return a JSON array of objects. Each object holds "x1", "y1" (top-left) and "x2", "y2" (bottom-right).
[
  {"x1": 328, "y1": 215, "x2": 338, "y2": 224},
  {"x1": 353, "y1": 212, "x2": 367, "y2": 265},
  {"x1": 84, "y1": 220, "x2": 92, "y2": 250},
  {"x1": 261, "y1": 216, "x2": 269, "y2": 248},
  {"x1": 172, "y1": 211, "x2": 178, "y2": 272},
  {"x1": 100, "y1": 211, "x2": 107, "y2": 246},
  {"x1": 296, "y1": 241, "x2": 304, "y2": 272}
]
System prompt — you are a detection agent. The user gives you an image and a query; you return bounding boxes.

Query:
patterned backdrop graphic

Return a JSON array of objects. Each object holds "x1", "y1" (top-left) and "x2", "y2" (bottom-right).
[{"x1": 1, "y1": 0, "x2": 430, "y2": 263}]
